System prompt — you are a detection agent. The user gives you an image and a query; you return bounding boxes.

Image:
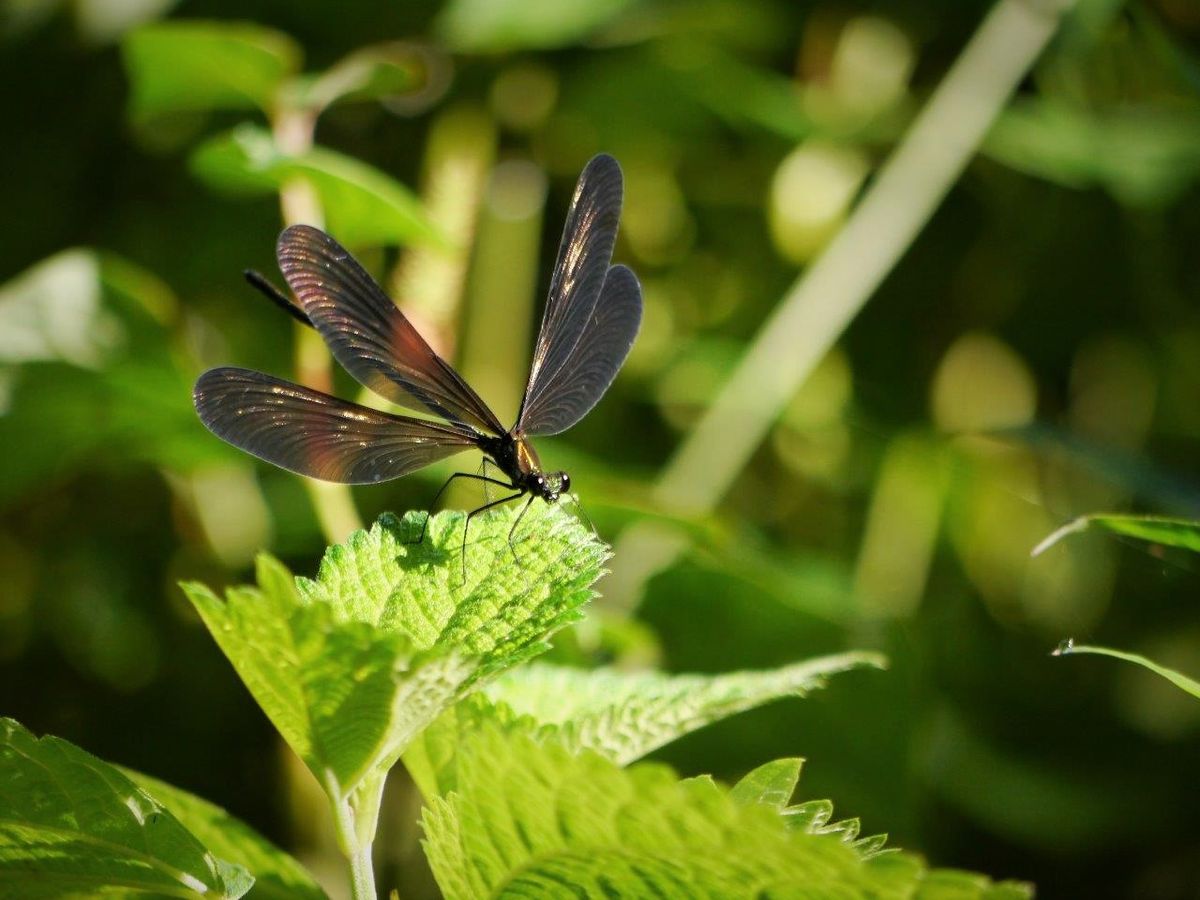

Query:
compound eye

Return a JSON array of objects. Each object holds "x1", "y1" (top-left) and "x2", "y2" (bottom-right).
[{"x1": 560, "y1": 472, "x2": 571, "y2": 492}]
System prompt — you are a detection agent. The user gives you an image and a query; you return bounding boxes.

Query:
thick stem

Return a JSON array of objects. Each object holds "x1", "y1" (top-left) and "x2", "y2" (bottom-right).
[
  {"x1": 605, "y1": 0, "x2": 1077, "y2": 608},
  {"x1": 346, "y1": 843, "x2": 377, "y2": 900},
  {"x1": 327, "y1": 787, "x2": 379, "y2": 900}
]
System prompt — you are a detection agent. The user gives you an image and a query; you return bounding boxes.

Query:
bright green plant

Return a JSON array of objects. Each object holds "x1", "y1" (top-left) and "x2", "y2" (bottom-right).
[
  {"x1": 1, "y1": 503, "x2": 1031, "y2": 898},
  {"x1": 7, "y1": 13, "x2": 1122, "y2": 897}
]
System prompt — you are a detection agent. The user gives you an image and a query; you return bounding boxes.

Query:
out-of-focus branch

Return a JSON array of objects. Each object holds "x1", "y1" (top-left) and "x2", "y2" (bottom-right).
[
  {"x1": 273, "y1": 104, "x2": 364, "y2": 544},
  {"x1": 607, "y1": 0, "x2": 1077, "y2": 607}
]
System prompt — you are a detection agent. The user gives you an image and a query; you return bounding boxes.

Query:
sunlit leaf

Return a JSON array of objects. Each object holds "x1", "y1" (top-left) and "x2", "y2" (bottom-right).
[
  {"x1": 123, "y1": 21, "x2": 301, "y2": 119},
  {"x1": 180, "y1": 505, "x2": 606, "y2": 799},
  {"x1": 421, "y1": 725, "x2": 1031, "y2": 899},
  {"x1": 1032, "y1": 513, "x2": 1200, "y2": 556},
  {"x1": 124, "y1": 770, "x2": 328, "y2": 900},
  {"x1": 730, "y1": 757, "x2": 804, "y2": 811},
  {"x1": 0, "y1": 718, "x2": 253, "y2": 898},
  {"x1": 488, "y1": 653, "x2": 884, "y2": 762},
  {"x1": 190, "y1": 125, "x2": 445, "y2": 247},
  {"x1": 1052, "y1": 641, "x2": 1200, "y2": 700},
  {"x1": 407, "y1": 654, "x2": 883, "y2": 797}
]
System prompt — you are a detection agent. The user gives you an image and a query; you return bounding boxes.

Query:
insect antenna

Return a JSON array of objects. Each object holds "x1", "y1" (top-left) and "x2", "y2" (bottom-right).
[
  {"x1": 562, "y1": 492, "x2": 598, "y2": 539},
  {"x1": 243, "y1": 269, "x2": 314, "y2": 328}
]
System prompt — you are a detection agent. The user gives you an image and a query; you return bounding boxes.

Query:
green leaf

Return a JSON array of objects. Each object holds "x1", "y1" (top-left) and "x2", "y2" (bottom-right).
[
  {"x1": 1032, "y1": 513, "x2": 1200, "y2": 556},
  {"x1": 123, "y1": 770, "x2": 327, "y2": 900},
  {"x1": 190, "y1": 125, "x2": 445, "y2": 247},
  {"x1": 436, "y1": 0, "x2": 636, "y2": 52},
  {"x1": 0, "y1": 718, "x2": 253, "y2": 899},
  {"x1": 1052, "y1": 641, "x2": 1200, "y2": 700},
  {"x1": 180, "y1": 505, "x2": 606, "y2": 800},
  {"x1": 122, "y1": 21, "x2": 301, "y2": 119},
  {"x1": 408, "y1": 654, "x2": 885, "y2": 798},
  {"x1": 408, "y1": 654, "x2": 883, "y2": 797},
  {"x1": 421, "y1": 725, "x2": 1031, "y2": 899},
  {"x1": 0, "y1": 250, "x2": 210, "y2": 506},
  {"x1": 730, "y1": 759, "x2": 894, "y2": 860},
  {"x1": 488, "y1": 653, "x2": 885, "y2": 762},
  {"x1": 730, "y1": 758, "x2": 804, "y2": 811}
]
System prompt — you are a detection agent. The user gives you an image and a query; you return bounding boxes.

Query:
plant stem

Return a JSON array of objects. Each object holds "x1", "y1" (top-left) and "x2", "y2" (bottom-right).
[
  {"x1": 347, "y1": 842, "x2": 377, "y2": 900},
  {"x1": 605, "y1": 0, "x2": 1078, "y2": 608},
  {"x1": 327, "y1": 785, "x2": 379, "y2": 900},
  {"x1": 271, "y1": 102, "x2": 364, "y2": 544}
]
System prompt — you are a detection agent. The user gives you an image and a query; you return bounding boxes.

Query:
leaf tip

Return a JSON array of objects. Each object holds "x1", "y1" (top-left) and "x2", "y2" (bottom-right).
[
  {"x1": 1050, "y1": 637, "x2": 1075, "y2": 657},
  {"x1": 1031, "y1": 517, "x2": 1087, "y2": 557}
]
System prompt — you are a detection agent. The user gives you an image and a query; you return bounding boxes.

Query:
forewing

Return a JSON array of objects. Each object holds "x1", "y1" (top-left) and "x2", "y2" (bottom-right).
[
  {"x1": 518, "y1": 154, "x2": 623, "y2": 427},
  {"x1": 276, "y1": 225, "x2": 505, "y2": 435},
  {"x1": 194, "y1": 367, "x2": 477, "y2": 484},
  {"x1": 517, "y1": 264, "x2": 642, "y2": 436}
]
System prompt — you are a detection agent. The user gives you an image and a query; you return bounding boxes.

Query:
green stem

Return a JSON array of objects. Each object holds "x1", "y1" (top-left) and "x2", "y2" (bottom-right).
[
  {"x1": 347, "y1": 842, "x2": 377, "y2": 900},
  {"x1": 328, "y1": 789, "x2": 378, "y2": 900},
  {"x1": 323, "y1": 770, "x2": 388, "y2": 900}
]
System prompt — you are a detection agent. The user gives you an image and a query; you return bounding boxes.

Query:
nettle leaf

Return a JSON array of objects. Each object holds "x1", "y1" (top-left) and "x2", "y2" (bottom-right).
[
  {"x1": 124, "y1": 770, "x2": 328, "y2": 900},
  {"x1": 181, "y1": 504, "x2": 605, "y2": 799},
  {"x1": 123, "y1": 21, "x2": 301, "y2": 119},
  {"x1": 296, "y1": 505, "x2": 605, "y2": 673},
  {"x1": 406, "y1": 653, "x2": 883, "y2": 796},
  {"x1": 730, "y1": 757, "x2": 804, "y2": 811},
  {"x1": 421, "y1": 726, "x2": 1031, "y2": 899},
  {"x1": 729, "y1": 760, "x2": 965, "y2": 864},
  {"x1": 734, "y1": 766, "x2": 888, "y2": 860},
  {"x1": 0, "y1": 719, "x2": 253, "y2": 899},
  {"x1": 1033, "y1": 512, "x2": 1200, "y2": 556},
  {"x1": 190, "y1": 125, "x2": 444, "y2": 247},
  {"x1": 494, "y1": 653, "x2": 884, "y2": 760}
]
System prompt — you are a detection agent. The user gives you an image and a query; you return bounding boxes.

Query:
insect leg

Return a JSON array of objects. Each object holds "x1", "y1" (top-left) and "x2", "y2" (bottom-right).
[
  {"x1": 461, "y1": 491, "x2": 524, "y2": 583},
  {"x1": 481, "y1": 458, "x2": 497, "y2": 503},
  {"x1": 507, "y1": 495, "x2": 536, "y2": 565},
  {"x1": 409, "y1": 471, "x2": 516, "y2": 545}
]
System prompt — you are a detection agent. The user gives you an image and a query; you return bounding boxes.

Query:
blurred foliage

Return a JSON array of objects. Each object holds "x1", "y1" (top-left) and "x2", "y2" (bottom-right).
[{"x1": 2, "y1": 0, "x2": 1199, "y2": 897}]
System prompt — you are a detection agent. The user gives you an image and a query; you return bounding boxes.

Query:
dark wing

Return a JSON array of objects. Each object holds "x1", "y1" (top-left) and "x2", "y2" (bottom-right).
[
  {"x1": 516, "y1": 154, "x2": 624, "y2": 431},
  {"x1": 276, "y1": 224, "x2": 505, "y2": 436},
  {"x1": 516, "y1": 264, "x2": 642, "y2": 435},
  {"x1": 194, "y1": 367, "x2": 477, "y2": 484}
]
